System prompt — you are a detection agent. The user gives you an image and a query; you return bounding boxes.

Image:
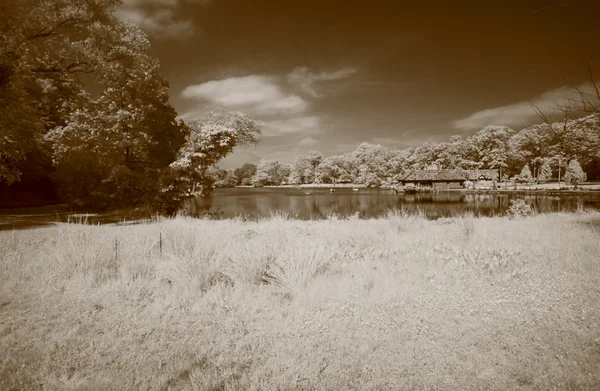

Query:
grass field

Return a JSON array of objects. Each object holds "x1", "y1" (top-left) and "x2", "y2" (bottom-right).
[{"x1": 1, "y1": 211, "x2": 600, "y2": 390}]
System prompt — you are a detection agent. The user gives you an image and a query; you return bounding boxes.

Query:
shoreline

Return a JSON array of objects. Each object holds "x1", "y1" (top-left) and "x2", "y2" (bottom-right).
[{"x1": 235, "y1": 184, "x2": 600, "y2": 195}]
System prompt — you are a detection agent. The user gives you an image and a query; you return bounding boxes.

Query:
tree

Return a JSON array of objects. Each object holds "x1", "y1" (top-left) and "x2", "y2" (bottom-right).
[
  {"x1": 317, "y1": 155, "x2": 355, "y2": 184},
  {"x1": 537, "y1": 159, "x2": 552, "y2": 182},
  {"x1": 289, "y1": 157, "x2": 312, "y2": 184},
  {"x1": 252, "y1": 159, "x2": 288, "y2": 186},
  {"x1": 233, "y1": 163, "x2": 257, "y2": 185},
  {"x1": 564, "y1": 159, "x2": 586, "y2": 189},
  {"x1": 466, "y1": 125, "x2": 514, "y2": 175},
  {"x1": 1, "y1": 0, "x2": 130, "y2": 185},
  {"x1": 165, "y1": 108, "x2": 261, "y2": 208},
  {"x1": 519, "y1": 164, "x2": 533, "y2": 182},
  {"x1": 213, "y1": 169, "x2": 238, "y2": 188},
  {"x1": 0, "y1": 0, "x2": 203, "y2": 213},
  {"x1": 306, "y1": 151, "x2": 324, "y2": 183}
]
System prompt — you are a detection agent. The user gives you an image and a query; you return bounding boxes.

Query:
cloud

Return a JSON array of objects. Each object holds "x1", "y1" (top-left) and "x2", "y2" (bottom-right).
[
  {"x1": 182, "y1": 76, "x2": 281, "y2": 105},
  {"x1": 288, "y1": 66, "x2": 358, "y2": 97},
  {"x1": 181, "y1": 76, "x2": 309, "y2": 115},
  {"x1": 261, "y1": 116, "x2": 322, "y2": 137},
  {"x1": 256, "y1": 95, "x2": 308, "y2": 114},
  {"x1": 116, "y1": 0, "x2": 209, "y2": 39},
  {"x1": 452, "y1": 83, "x2": 597, "y2": 130},
  {"x1": 297, "y1": 136, "x2": 319, "y2": 147}
]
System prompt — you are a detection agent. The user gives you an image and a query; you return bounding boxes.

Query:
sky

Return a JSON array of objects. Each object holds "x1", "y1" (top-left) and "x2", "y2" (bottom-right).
[{"x1": 115, "y1": 0, "x2": 600, "y2": 169}]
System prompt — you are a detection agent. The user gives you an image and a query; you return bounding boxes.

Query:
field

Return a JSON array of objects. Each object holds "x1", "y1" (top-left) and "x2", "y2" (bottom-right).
[{"x1": 1, "y1": 211, "x2": 600, "y2": 390}]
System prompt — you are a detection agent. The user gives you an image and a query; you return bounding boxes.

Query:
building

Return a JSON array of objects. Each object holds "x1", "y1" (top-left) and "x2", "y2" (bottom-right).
[
  {"x1": 398, "y1": 168, "x2": 500, "y2": 190},
  {"x1": 399, "y1": 169, "x2": 468, "y2": 190}
]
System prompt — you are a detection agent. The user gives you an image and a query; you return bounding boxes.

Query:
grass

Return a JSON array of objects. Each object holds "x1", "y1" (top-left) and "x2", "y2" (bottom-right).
[{"x1": 1, "y1": 211, "x2": 600, "y2": 390}]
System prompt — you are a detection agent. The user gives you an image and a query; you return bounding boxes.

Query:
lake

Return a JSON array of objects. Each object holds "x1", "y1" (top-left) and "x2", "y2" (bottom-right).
[
  {"x1": 187, "y1": 188, "x2": 600, "y2": 220},
  {"x1": 1, "y1": 188, "x2": 599, "y2": 230}
]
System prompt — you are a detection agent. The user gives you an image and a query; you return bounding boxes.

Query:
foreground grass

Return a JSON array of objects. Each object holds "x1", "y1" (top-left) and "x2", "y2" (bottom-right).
[{"x1": 1, "y1": 212, "x2": 600, "y2": 390}]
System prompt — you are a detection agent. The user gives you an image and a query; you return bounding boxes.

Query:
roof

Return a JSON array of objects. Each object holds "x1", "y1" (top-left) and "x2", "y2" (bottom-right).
[
  {"x1": 463, "y1": 169, "x2": 499, "y2": 181},
  {"x1": 401, "y1": 169, "x2": 467, "y2": 182}
]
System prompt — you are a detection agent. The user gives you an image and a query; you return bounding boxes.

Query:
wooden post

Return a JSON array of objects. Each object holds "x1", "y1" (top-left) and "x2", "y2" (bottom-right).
[
  {"x1": 159, "y1": 232, "x2": 163, "y2": 258},
  {"x1": 114, "y1": 237, "x2": 119, "y2": 264}
]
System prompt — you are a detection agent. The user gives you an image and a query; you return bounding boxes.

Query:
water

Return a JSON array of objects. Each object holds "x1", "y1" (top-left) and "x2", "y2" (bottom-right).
[
  {"x1": 1, "y1": 188, "x2": 599, "y2": 230},
  {"x1": 188, "y1": 188, "x2": 600, "y2": 220}
]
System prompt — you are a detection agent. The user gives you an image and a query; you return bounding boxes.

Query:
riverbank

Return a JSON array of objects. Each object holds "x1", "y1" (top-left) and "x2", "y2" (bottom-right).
[
  {"x1": 238, "y1": 182, "x2": 600, "y2": 193},
  {"x1": 1, "y1": 211, "x2": 599, "y2": 390},
  {"x1": 241, "y1": 183, "x2": 371, "y2": 189}
]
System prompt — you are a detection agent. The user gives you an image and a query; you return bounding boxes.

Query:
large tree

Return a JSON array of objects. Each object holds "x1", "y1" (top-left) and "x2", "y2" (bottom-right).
[
  {"x1": 1, "y1": 0, "x2": 124, "y2": 184},
  {"x1": 1, "y1": 0, "x2": 260, "y2": 212}
]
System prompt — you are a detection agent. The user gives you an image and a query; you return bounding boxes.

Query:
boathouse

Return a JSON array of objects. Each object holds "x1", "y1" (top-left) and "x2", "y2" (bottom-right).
[
  {"x1": 399, "y1": 169, "x2": 467, "y2": 190},
  {"x1": 398, "y1": 168, "x2": 500, "y2": 190}
]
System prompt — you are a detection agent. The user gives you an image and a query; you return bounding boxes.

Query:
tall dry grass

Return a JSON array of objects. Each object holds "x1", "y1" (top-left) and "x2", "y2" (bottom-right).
[{"x1": 1, "y1": 211, "x2": 600, "y2": 390}]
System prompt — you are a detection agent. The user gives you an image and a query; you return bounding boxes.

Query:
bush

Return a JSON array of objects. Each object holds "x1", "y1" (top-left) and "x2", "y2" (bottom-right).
[{"x1": 506, "y1": 199, "x2": 533, "y2": 219}]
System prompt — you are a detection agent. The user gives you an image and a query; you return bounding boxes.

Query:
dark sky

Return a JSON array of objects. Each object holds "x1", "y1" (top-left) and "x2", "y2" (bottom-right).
[{"x1": 117, "y1": 0, "x2": 600, "y2": 168}]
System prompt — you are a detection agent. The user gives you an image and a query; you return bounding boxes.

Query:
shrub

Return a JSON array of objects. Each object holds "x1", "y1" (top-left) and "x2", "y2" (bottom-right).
[{"x1": 506, "y1": 199, "x2": 533, "y2": 219}]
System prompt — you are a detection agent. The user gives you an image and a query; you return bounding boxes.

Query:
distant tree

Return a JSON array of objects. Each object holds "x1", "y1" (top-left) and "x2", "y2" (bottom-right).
[
  {"x1": 307, "y1": 151, "x2": 324, "y2": 183},
  {"x1": 564, "y1": 159, "x2": 587, "y2": 189},
  {"x1": 317, "y1": 155, "x2": 354, "y2": 183},
  {"x1": 221, "y1": 170, "x2": 238, "y2": 187},
  {"x1": 537, "y1": 159, "x2": 553, "y2": 182},
  {"x1": 233, "y1": 163, "x2": 257, "y2": 185},
  {"x1": 519, "y1": 164, "x2": 533, "y2": 182},
  {"x1": 210, "y1": 167, "x2": 237, "y2": 188},
  {"x1": 466, "y1": 125, "x2": 514, "y2": 175},
  {"x1": 289, "y1": 157, "x2": 312, "y2": 184},
  {"x1": 358, "y1": 165, "x2": 380, "y2": 187},
  {"x1": 508, "y1": 124, "x2": 550, "y2": 177},
  {"x1": 252, "y1": 159, "x2": 287, "y2": 186}
]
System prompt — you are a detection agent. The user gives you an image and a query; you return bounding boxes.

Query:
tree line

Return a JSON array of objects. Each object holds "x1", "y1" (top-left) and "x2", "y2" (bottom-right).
[{"x1": 218, "y1": 114, "x2": 599, "y2": 188}]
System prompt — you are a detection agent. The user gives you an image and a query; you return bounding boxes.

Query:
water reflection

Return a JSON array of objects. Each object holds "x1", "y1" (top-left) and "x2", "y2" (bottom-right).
[
  {"x1": 190, "y1": 188, "x2": 600, "y2": 220},
  {"x1": 2, "y1": 189, "x2": 599, "y2": 230}
]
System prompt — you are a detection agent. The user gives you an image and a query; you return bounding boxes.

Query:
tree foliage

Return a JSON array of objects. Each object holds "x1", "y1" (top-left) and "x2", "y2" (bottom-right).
[
  {"x1": 564, "y1": 159, "x2": 586, "y2": 188},
  {"x1": 537, "y1": 159, "x2": 553, "y2": 182},
  {"x1": 237, "y1": 110, "x2": 599, "y2": 186},
  {"x1": 519, "y1": 164, "x2": 533, "y2": 182},
  {"x1": 233, "y1": 163, "x2": 257, "y2": 185},
  {"x1": 1, "y1": 0, "x2": 261, "y2": 213}
]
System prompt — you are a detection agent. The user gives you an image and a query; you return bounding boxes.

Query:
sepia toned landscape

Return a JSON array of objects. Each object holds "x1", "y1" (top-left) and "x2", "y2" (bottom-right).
[{"x1": 2, "y1": 0, "x2": 600, "y2": 390}]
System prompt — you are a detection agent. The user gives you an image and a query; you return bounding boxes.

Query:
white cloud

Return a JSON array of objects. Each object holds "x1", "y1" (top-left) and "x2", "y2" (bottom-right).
[
  {"x1": 116, "y1": 0, "x2": 209, "y2": 39},
  {"x1": 256, "y1": 95, "x2": 308, "y2": 114},
  {"x1": 181, "y1": 76, "x2": 309, "y2": 115},
  {"x1": 452, "y1": 83, "x2": 597, "y2": 130},
  {"x1": 288, "y1": 66, "x2": 358, "y2": 97},
  {"x1": 297, "y1": 137, "x2": 319, "y2": 147},
  {"x1": 261, "y1": 116, "x2": 321, "y2": 136},
  {"x1": 182, "y1": 76, "x2": 281, "y2": 105}
]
